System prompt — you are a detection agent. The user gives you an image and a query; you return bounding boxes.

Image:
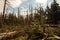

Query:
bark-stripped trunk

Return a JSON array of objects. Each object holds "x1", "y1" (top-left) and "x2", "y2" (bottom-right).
[
  {"x1": 18, "y1": 8, "x2": 20, "y2": 19},
  {"x1": 3, "y1": 0, "x2": 7, "y2": 23}
]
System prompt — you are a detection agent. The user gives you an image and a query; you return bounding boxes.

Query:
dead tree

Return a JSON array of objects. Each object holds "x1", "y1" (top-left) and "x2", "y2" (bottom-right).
[
  {"x1": 18, "y1": 7, "x2": 20, "y2": 19},
  {"x1": 3, "y1": 0, "x2": 7, "y2": 23}
]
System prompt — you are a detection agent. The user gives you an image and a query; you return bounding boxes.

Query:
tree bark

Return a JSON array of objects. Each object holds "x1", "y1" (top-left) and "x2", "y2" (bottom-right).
[{"x1": 3, "y1": 0, "x2": 7, "y2": 22}]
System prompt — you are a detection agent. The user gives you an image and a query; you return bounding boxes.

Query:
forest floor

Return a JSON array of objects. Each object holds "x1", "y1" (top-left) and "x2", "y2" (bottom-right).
[{"x1": 0, "y1": 24, "x2": 60, "y2": 40}]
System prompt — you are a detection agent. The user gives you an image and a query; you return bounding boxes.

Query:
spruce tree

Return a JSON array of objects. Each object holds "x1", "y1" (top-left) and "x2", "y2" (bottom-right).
[{"x1": 50, "y1": 0, "x2": 59, "y2": 24}]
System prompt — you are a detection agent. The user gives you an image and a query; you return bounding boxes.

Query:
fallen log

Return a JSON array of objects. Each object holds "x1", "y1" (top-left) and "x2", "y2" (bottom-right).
[
  {"x1": 0, "y1": 31, "x2": 17, "y2": 40},
  {"x1": 47, "y1": 35, "x2": 60, "y2": 39}
]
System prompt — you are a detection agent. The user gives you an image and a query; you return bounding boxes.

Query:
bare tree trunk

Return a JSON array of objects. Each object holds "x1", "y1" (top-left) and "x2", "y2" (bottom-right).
[
  {"x1": 18, "y1": 8, "x2": 20, "y2": 19},
  {"x1": 26, "y1": 9, "x2": 29, "y2": 25},
  {"x1": 3, "y1": 0, "x2": 7, "y2": 23}
]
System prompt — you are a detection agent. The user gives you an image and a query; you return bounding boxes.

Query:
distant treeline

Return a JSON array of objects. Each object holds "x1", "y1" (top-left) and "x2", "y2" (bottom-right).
[{"x1": 0, "y1": 0, "x2": 60, "y2": 27}]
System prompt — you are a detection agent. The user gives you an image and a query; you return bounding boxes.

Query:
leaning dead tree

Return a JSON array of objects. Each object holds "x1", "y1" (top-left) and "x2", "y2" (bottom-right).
[{"x1": 3, "y1": 0, "x2": 7, "y2": 22}]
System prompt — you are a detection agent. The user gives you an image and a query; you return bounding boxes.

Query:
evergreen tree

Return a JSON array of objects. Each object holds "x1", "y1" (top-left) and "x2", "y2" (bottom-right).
[
  {"x1": 51, "y1": 0, "x2": 59, "y2": 12},
  {"x1": 50, "y1": 0, "x2": 59, "y2": 24},
  {"x1": 45, "y1": 4, "x2": 52, "y2": 23}
]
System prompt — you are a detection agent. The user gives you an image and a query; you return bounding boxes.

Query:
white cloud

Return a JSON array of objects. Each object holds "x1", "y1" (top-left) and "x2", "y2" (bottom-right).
[
  {"x1": 0, "y1": 0, "x2": 4, "y2": 13},
  {"x1": 0, "y1": 0, "x2": 27, "y2": 13},
  {"x1": 35, "y1": 0, "x2": 48, "y2": 9},
  {"x1": 49, "y1": 2, "x2": 52, "y2": 8},
  {"x1": 7, "y1": 0, "x2": 27, "y2": 8},
  {"x1": 57, "y1": 0, "x2": 60, "y2": 6},
  {"x1": 35, "y1": 0, "x2": 47, "y2": 3}
]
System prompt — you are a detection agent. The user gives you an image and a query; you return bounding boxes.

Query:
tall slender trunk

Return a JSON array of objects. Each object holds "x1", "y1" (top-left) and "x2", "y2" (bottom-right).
[
  {"x1": 3, "y1": 0, "x2": 7, "y2": 22},
  {"x1": 26, "y1": 9, "x2": 29, "y2": 25},
  {"x1": 18, "y1": 8, "x2": 20, "y2": 19}
]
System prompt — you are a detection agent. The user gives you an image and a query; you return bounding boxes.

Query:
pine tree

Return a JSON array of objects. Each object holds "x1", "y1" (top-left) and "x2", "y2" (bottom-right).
[
  {"x1": 45, "y1": 4, "x2": 51, "y2": 23},
  {"x1": 51, "y1": 0, "x2": 59, "y2": 12},
  {"x1": 50, "y1": 0, "x2": 59, "y2": 24}
]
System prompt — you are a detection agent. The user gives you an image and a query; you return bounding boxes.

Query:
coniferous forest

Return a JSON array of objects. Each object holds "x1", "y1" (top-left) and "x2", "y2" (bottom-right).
[{"x1": 0, "y1": 0, "x2": 60, "y2": 40}]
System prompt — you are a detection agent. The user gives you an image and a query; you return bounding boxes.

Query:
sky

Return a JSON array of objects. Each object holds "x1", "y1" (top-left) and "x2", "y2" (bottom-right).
[
  {"x1": 0, "y1": 0, "x2": 60, "y2": 15},
  {"x1": 0, "y1": 0, "x2": 4, "y2": 13},
  {"x1": 7, "y1": 0, "x2": 50, "y2": 14}
]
